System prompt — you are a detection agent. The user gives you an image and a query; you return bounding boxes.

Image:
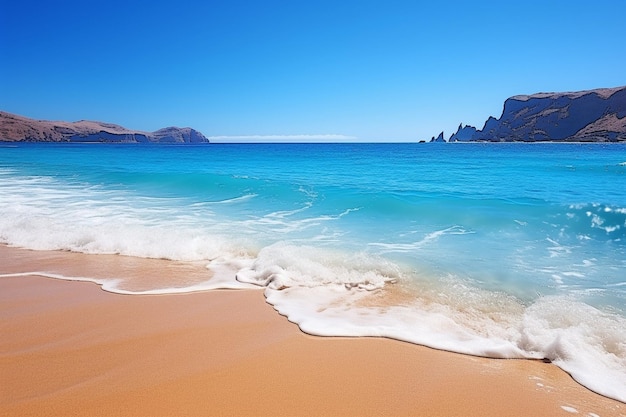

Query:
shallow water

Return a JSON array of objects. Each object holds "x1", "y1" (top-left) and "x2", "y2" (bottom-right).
[{"x1": 1, "y1": 142, "x2": 625, "y2": 402}]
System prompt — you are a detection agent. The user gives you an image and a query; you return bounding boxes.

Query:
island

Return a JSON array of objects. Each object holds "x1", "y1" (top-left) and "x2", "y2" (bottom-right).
[
  {"x1": 0, "y1": 111, "x2": 209, "y2": 143},
  {"x1": 430, "y1": 85, "x2": 626, "y2": 142}
]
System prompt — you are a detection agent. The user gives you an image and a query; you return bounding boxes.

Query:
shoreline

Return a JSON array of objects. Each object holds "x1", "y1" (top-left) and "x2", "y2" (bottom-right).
[{"x1": 1, "y1": 245, "x2": 624, "y2": 416}]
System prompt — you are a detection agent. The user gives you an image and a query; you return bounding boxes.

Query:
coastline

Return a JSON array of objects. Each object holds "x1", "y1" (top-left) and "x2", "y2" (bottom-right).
[{"x1": 1, "y1": 245, "x2": 624, "y2": 416}]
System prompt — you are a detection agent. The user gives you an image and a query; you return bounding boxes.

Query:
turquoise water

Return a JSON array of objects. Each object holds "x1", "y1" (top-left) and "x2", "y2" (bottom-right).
[{"x1": 1, "y1": 142, "x2": 625, "y2": 401}]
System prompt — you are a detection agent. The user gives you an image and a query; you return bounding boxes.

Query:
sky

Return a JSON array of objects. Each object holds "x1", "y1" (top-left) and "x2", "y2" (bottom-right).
[{"x1": 1, "y1": 0, "x2": 625, "y2": 142}]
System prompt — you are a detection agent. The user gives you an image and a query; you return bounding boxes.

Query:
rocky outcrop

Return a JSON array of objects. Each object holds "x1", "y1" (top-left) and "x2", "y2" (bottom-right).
[
  {"x1": 430, "y1": 131, "x2": 446, "y2": 143},
  {"x1": 445, "y1": 86, "x2": 626, "y2": 142},
  {"x1": 151, "y1": 126, "x2": 209, "y2": 143},
  {"x1": 0, "y1": 111, "x2": 209, "y2": 143},
  {"x1": 448, "y1": 123, "x2": 478, "y2": 142}
]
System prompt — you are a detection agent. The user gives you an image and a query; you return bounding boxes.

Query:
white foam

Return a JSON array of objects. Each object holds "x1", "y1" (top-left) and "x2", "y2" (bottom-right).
[
  {"x1": 195, "y1": 193, "x2": 258, "y2": 205},
  {"x1": 0, "y1": 211, "x2": 243, "y2": 262},
  {"x1": 562, "y1": 271, "x2": 585, "y2": 278},
  {"x1": 236, "y1": 242, "x2": 398, "y2": 291},
  {"x1": 0, "y1": 261, "x2": 258, "y2": 294},
  {"x1": 239, "y1": 248, "x2": 626, "y2": 403},
  {"x1": 0, "y1": 174, "x2": 255, "y2": 262},
  {"x1": 560, "y1": 405, "x2": 578, "y2": 413},
  {"x1": 236, "y1": 206, "x2": 359, "y2": 236},
  {"x1": 264, "y1": 285, "x2": 531, "y2": 357},
  {"x1": 519, "y1": 296, "x2": 626, "y2": 403},
  {"x1": 368, "y1": 225, "x2": 474, "y2": 253}
]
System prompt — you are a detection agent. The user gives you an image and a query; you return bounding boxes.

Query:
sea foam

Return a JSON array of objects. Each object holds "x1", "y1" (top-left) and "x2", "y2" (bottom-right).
[{"x1": 254, "y1": 266, "x2": 626, "y2": 402}]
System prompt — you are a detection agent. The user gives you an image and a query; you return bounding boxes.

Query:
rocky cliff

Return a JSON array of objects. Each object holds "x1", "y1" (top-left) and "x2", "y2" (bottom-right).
[
  {"x1": 443, "y1": 86, "x2": 626, "y2": 142},
  {"x1": 0, "y1": 111, "x2": 209, "y2": 143}
]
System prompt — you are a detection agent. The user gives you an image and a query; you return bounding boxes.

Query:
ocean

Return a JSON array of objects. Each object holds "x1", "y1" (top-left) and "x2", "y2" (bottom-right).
[{"x1": 1, "y1": 142, "x2": 625, "y2": 402}]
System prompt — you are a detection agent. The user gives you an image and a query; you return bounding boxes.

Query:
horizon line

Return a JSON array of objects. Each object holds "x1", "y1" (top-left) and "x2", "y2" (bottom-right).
[{"x1": 206, "y1": 134, "x2": 359, "y2": 143}]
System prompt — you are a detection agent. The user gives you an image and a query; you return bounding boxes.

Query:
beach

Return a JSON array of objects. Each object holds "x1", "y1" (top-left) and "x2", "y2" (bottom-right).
[{"x1": 1, "y1": 245, "x2": 623, "y2": 417}]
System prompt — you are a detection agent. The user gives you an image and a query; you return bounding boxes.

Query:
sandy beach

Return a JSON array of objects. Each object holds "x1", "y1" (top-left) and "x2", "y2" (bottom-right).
[{"x1": 1, "y1": 245, "x2": 624, "y2": 417}]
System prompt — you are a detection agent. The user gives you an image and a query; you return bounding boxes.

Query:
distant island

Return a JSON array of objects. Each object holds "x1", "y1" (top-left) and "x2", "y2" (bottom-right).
[
  {"x1": 0, "y1": 111, "x2": 209, "y2": 143},
  {"x1": 429, "y1": 85, "x2": 626, "y2": 142}
]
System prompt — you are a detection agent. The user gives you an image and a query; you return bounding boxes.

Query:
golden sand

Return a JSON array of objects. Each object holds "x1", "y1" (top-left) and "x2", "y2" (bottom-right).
[{"x1": 1, "y1": 245, "x2": 624, "y2": 416}]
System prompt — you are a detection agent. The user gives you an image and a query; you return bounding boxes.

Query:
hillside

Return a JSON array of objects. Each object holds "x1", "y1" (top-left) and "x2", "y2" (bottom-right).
[
  {"x1": 0, "y1": 112, "x2": 209, "y2": 143},
  {"x1": 442, "y1": 86, "x2": 626, "y2": 142}
]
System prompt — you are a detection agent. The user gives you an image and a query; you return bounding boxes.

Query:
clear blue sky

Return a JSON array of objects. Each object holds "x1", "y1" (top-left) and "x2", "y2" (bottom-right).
[{"x1": 1, "y1": 0, "x2": 625, "y2": 142}]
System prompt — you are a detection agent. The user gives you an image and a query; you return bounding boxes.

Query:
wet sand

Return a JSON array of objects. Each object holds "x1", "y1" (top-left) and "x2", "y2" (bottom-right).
[{"x1": 1, "y1": 245, "x2": 624, "y2": 416}]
